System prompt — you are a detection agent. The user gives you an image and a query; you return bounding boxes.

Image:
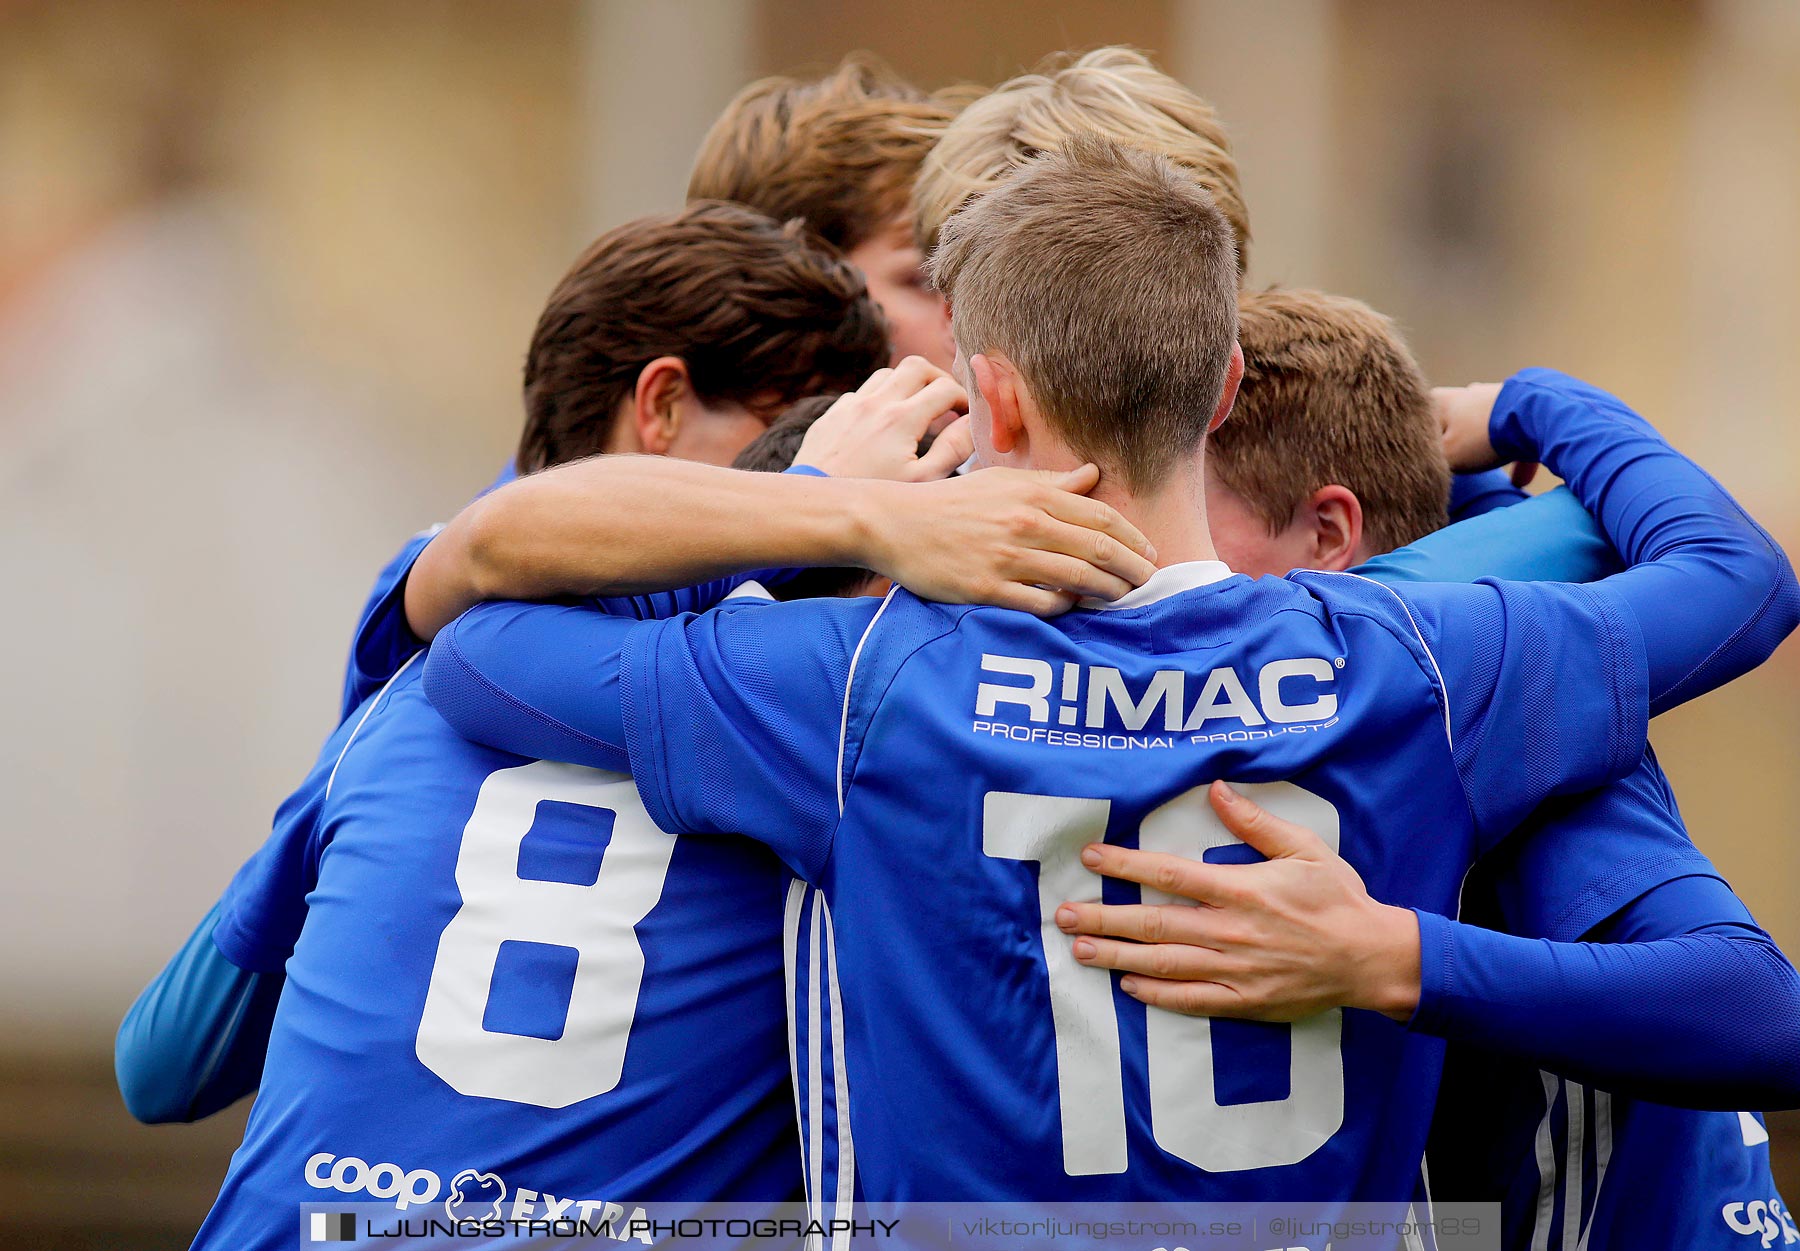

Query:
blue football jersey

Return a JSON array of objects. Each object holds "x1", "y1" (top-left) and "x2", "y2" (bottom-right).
[
  {"x1": 600, "y1": 559, "x2": 1648, "y2": 1201},
  {"x1": 422, "y1": 367, "x2": 1793, "y2": 1207},
  {"x1": 194, "y1": 659, "x2": 800, "y2": 1251}
]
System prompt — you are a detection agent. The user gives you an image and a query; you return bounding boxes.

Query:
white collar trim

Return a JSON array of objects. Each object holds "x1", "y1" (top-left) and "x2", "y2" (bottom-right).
[{"x1": 1082, "y1": 560, "x2": 1238, "y2": 611}]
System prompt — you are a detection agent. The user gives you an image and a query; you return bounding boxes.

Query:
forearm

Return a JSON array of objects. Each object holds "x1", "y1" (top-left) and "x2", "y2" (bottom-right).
[
  {"x1": 1356, "y1": 487, "x2": 1618, "y2": 587},
  {"x1": 1492, "y1": 370, "x2": 1800, "y2": 711},
  {"x1": 405, "y1": 458, "x2": 879, "y2": 639},
  {"x1": 423, "y1": 602, "x2": 635, "y2": 770},
  {"x1": 116, "y1": 901, "x2": 282, "y2": 1123},
  {"x1": 1448, "y1": 467, "x2": 1528, "y2": 521},
  {"x1": 1410, "y1": 911, "x2": 1800, "y2": 1108}
]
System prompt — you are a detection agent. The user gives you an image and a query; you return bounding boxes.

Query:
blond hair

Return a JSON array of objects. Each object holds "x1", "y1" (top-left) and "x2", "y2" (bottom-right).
[
  {"x1": 689, "y1": 53, "x2": 961, "y2": 253},
  {"x1": 1213, "y1": 288, "x2": 1450, "y2": 555},
  {"x1": 913, "y1": 47, "x2": 1249, "y2": 272},
  {"x1": 929, "y1": 136, "x2": 1239, "y2": 492}
]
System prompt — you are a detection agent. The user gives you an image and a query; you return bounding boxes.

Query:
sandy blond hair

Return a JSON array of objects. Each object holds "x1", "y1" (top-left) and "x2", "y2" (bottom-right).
[
  {"x1": 914, "y1": 47, "x2": 1248, "y2": 273},
  {"x1": 690, "y1": 53, "x2": 962, "y2": 253}
]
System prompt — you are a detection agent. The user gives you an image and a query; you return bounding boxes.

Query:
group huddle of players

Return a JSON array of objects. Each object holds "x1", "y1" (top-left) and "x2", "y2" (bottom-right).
[{"x1": 113, "y1": 47, "x2": 1800, "y2": 1251}]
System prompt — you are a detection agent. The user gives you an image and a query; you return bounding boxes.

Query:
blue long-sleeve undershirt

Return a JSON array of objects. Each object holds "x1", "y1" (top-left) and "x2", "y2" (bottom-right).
[
  {"x1": 1448, "y1": 467, "x2": 1530, "y2": 521},
  {"x1": 1411, "y1": 874, "x2": 1800, "y2": 1109},
  {"x1": 115, "y1": 900, "x2": 280, "y2": 1123},
  {"x1": 1369, "y1": 410, "x2": 1800, "y2": 1108},
  {"x1": 1491, "y1": 369, "x2": 1800, "y2": 715}
]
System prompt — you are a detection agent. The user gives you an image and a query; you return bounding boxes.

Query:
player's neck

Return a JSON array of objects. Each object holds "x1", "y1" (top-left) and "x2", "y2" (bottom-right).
[{"x1": 1090, "y1": 459, "x2": 1221, "y2": 571}]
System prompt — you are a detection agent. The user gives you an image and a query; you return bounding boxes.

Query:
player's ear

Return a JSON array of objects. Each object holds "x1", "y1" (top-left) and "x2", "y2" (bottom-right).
[
  {"x1": 971, "y1": 352, "x2": 1025, "y2": 456},
  {"x1": 631, "y1": 357, "x2": 694, "y2": 457},
  {"x1": 1209, "y1": 342, "x2": 1245, "y2": 433},
  {"x1": 1304, "y1": 485, "x2": 1364, "y2": 572}
]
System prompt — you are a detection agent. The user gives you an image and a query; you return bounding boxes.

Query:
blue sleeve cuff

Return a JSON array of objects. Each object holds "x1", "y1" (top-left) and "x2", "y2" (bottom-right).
[
  {"x1": 785, "y1": 463, "x2": 830, "y2": 478},
  {"x1": 1408, "y1": 908, "x2": 1458, "y2": 1033},
  {"x1": 211, "y1": 905, "x2": 294, "y2": 976},
  {"x1": 1488, "y1": 367, "x2": 1572, "y2": 465}
]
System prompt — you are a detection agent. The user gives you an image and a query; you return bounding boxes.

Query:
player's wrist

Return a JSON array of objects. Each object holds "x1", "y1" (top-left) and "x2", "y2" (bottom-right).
[
  {"x1": 1357, "y1": 903, "x2": 1422, "y2": 1022},
  {"x1": 829, "y1": 476, "x2": 899, "y2": 575},
  {"x1": 1488, "y1": 371, "x2": 1560, "y2": 466}
]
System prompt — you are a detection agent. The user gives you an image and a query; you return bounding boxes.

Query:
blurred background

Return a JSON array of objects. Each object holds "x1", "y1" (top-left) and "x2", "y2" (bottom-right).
[{"x1": 2, "y1": 0, "x2": 1796, "y2": 1244}]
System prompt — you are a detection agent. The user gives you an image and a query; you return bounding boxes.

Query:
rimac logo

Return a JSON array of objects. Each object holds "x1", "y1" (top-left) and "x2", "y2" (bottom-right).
[
  {"x1": 444, "y1": 1169, "x2": 507, "y2": 1222},
  {"x1": 976, "y1": 654, "x2": 1339, "y2": 735}
]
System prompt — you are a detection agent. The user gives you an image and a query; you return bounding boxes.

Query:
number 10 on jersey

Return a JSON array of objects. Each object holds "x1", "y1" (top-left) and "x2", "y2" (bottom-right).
[{"x1": 982, "y1": 782, "x2": 1346, "y2": 1176}]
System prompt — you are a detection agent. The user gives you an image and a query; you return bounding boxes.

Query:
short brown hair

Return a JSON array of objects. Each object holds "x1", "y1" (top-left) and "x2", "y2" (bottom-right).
[
  {"x1": 928, "y1": 135, "x2": 1239, "y2": 492},
  {"x1": 1213, "y1": 288, "x2": 1450, "y2": 555},
  {"x1": 730, "y1": 394, "x2": 872, "y2": 599},
  {"x1": 729, "y1": 394, "x2": 840, "y2": 475},
  {"x1": 688, "y1": 54, "x2": 960, "y2": 254},
  {"x1": 518, "y1": 201, "x2": 888, "y2": 474},
  {"x1": 914, "y1": 47, "x2": 1249, "y2": 272}
]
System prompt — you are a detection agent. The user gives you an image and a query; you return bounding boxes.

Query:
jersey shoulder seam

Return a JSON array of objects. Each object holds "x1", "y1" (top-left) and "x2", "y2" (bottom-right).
[
  {"x1": 326, "y1": 650, "x2": 423, "y2": 799},
  {"x1": 1294, "y1": 577, "x2": 1485, "y2": 848},
  {"x1": 829, "y1": 598, "x2": 974, "y2": 860}
]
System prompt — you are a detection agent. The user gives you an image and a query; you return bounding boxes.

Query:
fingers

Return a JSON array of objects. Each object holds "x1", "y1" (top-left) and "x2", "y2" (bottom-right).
[
  {"x1": 1069, "y1": 934, "x2": 1224, "y2": 981},
  {"x1": 1008, "y1": 515, "x2": 1155, "y2": 596},
  {"x1": 912, "y1": 416, "x2": 974, "y2": 481},
  {"x1": 865, "y1": 355, "x2": 946, "y2": 401},
  {"x1": 1054, "y1": 463, "x2": 1102, "y2": 494},
  {"x1": 923, "y1": 404, "x2": 965, "y2": 440},
  {"x1": 887, "y1": 355, "x2": 943, "y2": 388},
  {"x1": 1006, "y1": 548, "x2": 1136, "y2": 604},
  {"x1": 1055, "y1": 900, "x2": 1211, "y2": 944},
  {"x1": 1113, "y1": 976, "x2": 1247, "y2": 1018},
  {"x1": 1433, "y1": 382, "x2": 1507, "y2": 473},
  {"x1": 1016, "y1": 465, "x2": 1159, "y2": 575},
  {"x1": 973, "y1": 500, "x2": 1151, "y2": 599},
  {"x1": 1208, "y1": 781, "x2": 1325, "y2": 860},
  {"x1": 892, "y1": 375, "x2": 968, "y2": 436},
  {"x1": 984, "y1": 584, "x2": 1080, "y2": 618},
  {"x1": 1037, "y1": 483, "x2": 1157, "y2": 573},
  {"x1": 1428, "y1": 386, "x2": 1459, "y2": 435},
  {"x1": 1076, "y1": 842, "x2": 1231, "y2": 904},
  {"x1": 855, "y1": 359, "x2": 967, "y2": 448}
]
